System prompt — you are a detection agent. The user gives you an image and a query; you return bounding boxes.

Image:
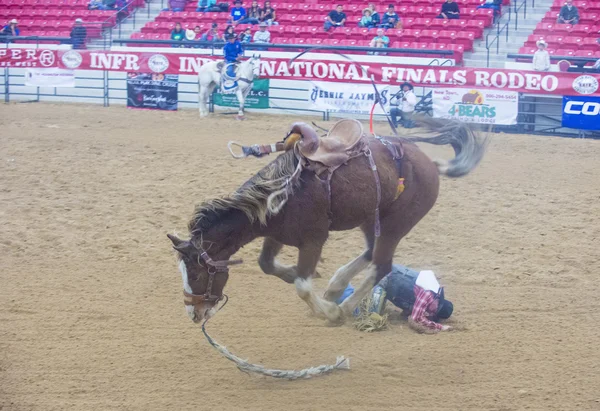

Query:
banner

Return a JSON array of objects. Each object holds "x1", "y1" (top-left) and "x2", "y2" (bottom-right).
[
  {"x1": 3, "y1": 48, "x2": 600, "y2": 96},
  {"x1": 433, "y1": 88, "x2": 518, "y2": 125},
  {"x1": 213, "y1": 78, "x2": 270, "y2": 109},
  {"x1": 25, "y1": 68, "x2": 75, "y2": 87},
  {"x1": 126, "y1": 73, "x2": 178, "y2": 111},
  {"x1": 308, "y1": 81, "x2": 398, "y2": 114},
  {"x1": 562, "y1": 96, "x2": 600, "y2": 130}
]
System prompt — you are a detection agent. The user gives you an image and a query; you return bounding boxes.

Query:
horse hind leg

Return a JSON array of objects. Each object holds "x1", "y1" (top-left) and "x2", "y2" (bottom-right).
[
  {"x1": 338, "y1": 235, "x2": 395, "y2": 319},
  {"x1": 323, "y1": 225, "x2": 375, "y2": 302},
  {"x1": 198, "y1": 83, "x2": 208, "y2": 117}
]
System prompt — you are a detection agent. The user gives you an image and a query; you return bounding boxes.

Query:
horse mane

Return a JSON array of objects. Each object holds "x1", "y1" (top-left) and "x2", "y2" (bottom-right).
[{"x1": 188, "y1": 150, "x2": 299, "y2": 235}]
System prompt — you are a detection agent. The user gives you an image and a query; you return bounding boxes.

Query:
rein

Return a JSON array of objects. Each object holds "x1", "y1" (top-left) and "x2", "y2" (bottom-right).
[{"x1": 183, "y1": 246, "x2": 243, "y2": 305}]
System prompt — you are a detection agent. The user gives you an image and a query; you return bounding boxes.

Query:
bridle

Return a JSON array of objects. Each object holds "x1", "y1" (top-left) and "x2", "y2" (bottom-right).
[
  {"x1": 239, "y1": 57, "x2": 260, "y2": 84},
  {"x1": 182, "y1": 244, "x2": 243, "y2": 306}
]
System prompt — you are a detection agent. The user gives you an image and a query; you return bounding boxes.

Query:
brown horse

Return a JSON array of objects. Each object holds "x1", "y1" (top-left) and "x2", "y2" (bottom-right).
[{"x1": 168, "y1": 117, "x2": 487, "y2": 324}]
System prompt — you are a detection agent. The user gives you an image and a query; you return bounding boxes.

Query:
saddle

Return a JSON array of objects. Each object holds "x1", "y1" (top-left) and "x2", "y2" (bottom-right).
[{"x1": 289, "y1": 119, "x2": 367, "y2": 173}]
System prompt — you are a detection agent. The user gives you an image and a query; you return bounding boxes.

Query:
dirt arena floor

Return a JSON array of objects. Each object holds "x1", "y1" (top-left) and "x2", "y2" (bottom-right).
[{"x1": 1, "y1": 103, "x2": 599, "y2": 411}]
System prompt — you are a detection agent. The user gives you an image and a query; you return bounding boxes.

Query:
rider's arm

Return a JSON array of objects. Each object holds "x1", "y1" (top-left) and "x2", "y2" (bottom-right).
[{"x1": 409, "y1": 287, "x2": 443, "y2": 332}]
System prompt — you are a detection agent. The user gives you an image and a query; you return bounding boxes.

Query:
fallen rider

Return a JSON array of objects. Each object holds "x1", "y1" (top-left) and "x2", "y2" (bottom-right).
[{"x1": 338, "y1": 265, "x2": 454, "y2": 333}]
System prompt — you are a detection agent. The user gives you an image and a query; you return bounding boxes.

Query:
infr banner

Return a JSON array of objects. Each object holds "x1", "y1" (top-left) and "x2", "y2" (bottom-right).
[
  {"x1": 4, "y1": 48, "x2": 600, "y2": 96},
  {"x1": 213, "y1": 79, "x2": 270, "y2": 109},
  {"x1": 308, "y1": 81, "x2": 398, "y2": 115},
  {"x1": 126, "y1": 72, "x2": 178, "y2": 111},
  {"x1": 433, "y1": 88, "x2": 518, "y2": 125},
  {"x1": 25, "y1": 68, "x2": 75, "y2": 87}
]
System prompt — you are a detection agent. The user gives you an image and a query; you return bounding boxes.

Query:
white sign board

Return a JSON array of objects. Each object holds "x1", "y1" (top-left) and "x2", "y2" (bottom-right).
[
  {"x1": 308, "y1": 81, "x2": 400, "y2": 115},
  {"x1": 433, "y1": 88, "x2": 518, "y2": 125},
  {"x1": 25, "y1": 68, "x2": 75, "y2": 88}
]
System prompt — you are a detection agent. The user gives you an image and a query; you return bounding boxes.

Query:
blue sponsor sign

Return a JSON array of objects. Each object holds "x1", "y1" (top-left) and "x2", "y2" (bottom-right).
[{"x1": 562, "y1": 96, "x2": 600, "y2": 130}]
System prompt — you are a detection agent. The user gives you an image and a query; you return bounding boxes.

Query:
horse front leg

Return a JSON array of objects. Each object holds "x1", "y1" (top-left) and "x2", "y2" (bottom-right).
[
  {"x1": 294, "y1": 243, "x2": 343, "y2": 323},
  {"x1": 258, "y1": 237, "x2": 298, "y2": 284},
  {"x1": 235, "y1": 87, "x2": 245, "y2": 120}
]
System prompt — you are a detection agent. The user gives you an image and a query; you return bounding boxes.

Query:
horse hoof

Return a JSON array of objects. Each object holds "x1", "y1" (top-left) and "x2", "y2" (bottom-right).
[{"x1": 236, "y1": 115, "x2": 246, "y2": 121}]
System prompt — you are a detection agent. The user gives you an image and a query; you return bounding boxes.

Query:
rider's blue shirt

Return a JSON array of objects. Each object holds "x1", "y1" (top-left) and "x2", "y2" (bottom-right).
[{"x1": 223, "y1": 41, "x2": 243, "y2": 62}]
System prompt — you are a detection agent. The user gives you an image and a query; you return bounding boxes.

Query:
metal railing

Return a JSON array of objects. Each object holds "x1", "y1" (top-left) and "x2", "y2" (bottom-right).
[
  {"x1": 1, "y1": 35, "x2": 72, "y2": 46},
  {"x1": 485, "y1": 7, "x2": 511, "y2": 67},
  {"x1": 98, "y1": 0, "x2": 152, "y2": 49},
  {"x1": 113, "y1": 39, "x2": 455, "y2": 57},
  {"x1": 513, "y1": 0, "x2": 528, "y2": 30},
  {"x1": 507, "y1": 53, "x2": 600, "y2": 67}
]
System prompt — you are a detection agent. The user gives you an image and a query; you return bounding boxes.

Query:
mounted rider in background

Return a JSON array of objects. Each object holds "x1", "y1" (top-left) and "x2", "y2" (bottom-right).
[{"x1": 222, "y1": 32, "x2": 244, "y2": 92}]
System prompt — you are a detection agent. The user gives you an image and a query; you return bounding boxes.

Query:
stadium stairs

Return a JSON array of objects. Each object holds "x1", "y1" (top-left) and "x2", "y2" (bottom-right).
[
  {"x1": 464, "y1": 0, "x2": 554, "y2": 67},
  {"x1": 88, "y1": 0, "x2": 165, "y2": 48}
]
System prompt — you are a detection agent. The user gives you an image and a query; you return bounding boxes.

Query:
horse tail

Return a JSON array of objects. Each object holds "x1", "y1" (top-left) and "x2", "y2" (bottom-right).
[{"x1": 405, "y1": 116, "x2": 489, "y2": 178}]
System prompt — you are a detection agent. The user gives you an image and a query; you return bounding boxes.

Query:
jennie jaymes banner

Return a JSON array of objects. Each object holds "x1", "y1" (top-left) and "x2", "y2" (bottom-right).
[
  {"x1": 432, "y1": 88, "x2": 519, "y2": 125},
  {"x1": 126, "y1": 73, "x2": 178, "y2": 111},
  {"x1": 4, "y1": 48, "x2": 600, "y2": 96},
  {"x1": 308, "y1": 81, "x2": 398, "y2": 115},
  {"x1": 213, "y1": 79, "x2": 270, "y2": 109}
]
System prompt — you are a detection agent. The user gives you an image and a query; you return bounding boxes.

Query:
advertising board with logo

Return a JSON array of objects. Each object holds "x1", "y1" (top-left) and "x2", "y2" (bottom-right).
[
  {"x1": 432, "y1": 88, "x2": 518, "y2": 125},
  {"x1": 308, "y1": 81, "x2": 398, "y2": 115},
  {"x1": 24, "y1": 68, "x2": 75, "y2": 87},
  {"x1": 213, "y1": 79, "x2": 270, "y2": 109},
  {"x1": 561, "y1": 96, "x2": 600, "y2": 130},
  {"x1": 126, "y1": 73, "x2": 178, "y2": 111}
]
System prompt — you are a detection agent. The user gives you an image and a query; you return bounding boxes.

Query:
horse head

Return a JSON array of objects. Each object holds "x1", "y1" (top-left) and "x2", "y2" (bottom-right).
[
  {"x1": 249, "y1": 54, "x2": 261, "y2": 79},
  {"x1": 167, "y1": 233, "x2": 242, "y2": 323}
]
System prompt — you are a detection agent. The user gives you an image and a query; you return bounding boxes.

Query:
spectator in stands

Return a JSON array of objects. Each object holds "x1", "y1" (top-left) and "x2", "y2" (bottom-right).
[
  {"x1": 170, "y1": 22, "x2": 186, "y2": 47},
  {"x1": 197, "y1": 0, "x2": 220, "y2": 12},
  {"x1": 390, "y1": 82, "x2": 417, "y2": 128},
  {"x1": 557, "y1": 0, "x2": 579, "y2": 25},
  {"x1": 239, "y1": 0, "x2": 261, "y2": 25},
  {"x1": 230, "y1": 0, "x2": 247, "y2": 25},
  {"x1": 380, "y1": 4, "x2": 400, "y2": 29},
  {"x1": 437, "y1": 0, "x2": 460, "y2": 19},
  {"x1": 224, "y1": 25, "x2": 236, "y2": 38},
  {"x1": 239, "y1": 27, "x2": 252, "y2": 43},
  {"x1": 88, "y1": 0, "x2": 116, "y2": 10},
  {"x1": 367, "y1": 3, "x2": 381, "y2": 27},
  {"x1": 253, "y1": 21, "x2": 271, "y2": 43},
  {"x1": 260, "y1": 1, "x2": 278, "y2": 25},
  {"x1": 201, "y1": 22, "x2": 223, "y2": 42},
  {"x1": 477, "y1": 0, "x2": 502, "y2": 20},
  {"x1": 163, "y1": 0, "x2": 186, "y2": 12},
  {"x1": 324, "y1": 5, "x2": 347, "y2": 31},
  {"x1": 359, "y1": 9, "x2": 374, "y2": 28},
  {"x1": 533, "y1": 39, "x2": 551, "y2": 71},
  {"x1": 369, "y1": 28, "x2": 389, "y2": 50},
  {"x1": 0, "y1": 19, "x2": 20, "y2": 37},
  {"x1": 70, "y1": 18, "x2": 87, "y2": 49}
]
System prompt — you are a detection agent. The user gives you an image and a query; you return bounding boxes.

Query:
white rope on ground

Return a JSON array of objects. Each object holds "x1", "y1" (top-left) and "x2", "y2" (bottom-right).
[{"x1": 201, "y1": 307, "x2": 350, "y2": 380}]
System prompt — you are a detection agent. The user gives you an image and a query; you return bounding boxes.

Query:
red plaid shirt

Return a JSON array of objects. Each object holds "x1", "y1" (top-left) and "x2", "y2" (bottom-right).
[{"x1": 410, "y1": 285, "x2": 443, "y2": 331}]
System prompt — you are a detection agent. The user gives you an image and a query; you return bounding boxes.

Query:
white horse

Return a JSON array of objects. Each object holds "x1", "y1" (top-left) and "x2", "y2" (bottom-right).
[{"x1": 197, "y1": 55, "x2": 261, "y2": 120}]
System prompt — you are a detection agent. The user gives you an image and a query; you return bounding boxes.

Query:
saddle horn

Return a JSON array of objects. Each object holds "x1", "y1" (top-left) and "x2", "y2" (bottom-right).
[{"x1": 289, "y1": 122, "x2": 319, "y2": 155}]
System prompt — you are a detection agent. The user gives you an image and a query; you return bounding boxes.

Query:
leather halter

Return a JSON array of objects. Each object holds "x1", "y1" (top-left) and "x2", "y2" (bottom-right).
[{"x1": 182, "y1": 248, "x2": 243, "y2": 305}]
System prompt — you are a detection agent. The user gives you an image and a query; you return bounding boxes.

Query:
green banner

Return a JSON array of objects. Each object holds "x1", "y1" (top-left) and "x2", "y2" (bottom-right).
[{"x1": 213, "y1": 79, "x2": 270, "y2": 109}]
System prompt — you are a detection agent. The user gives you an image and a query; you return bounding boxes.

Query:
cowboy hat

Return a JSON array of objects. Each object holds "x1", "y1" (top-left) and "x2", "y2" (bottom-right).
[
  {"x1": 536, "y1": 39, "x2": 547, "y2": 47},
  {"x1": 185, "y1": 29, "x2": 196, "y2": 41},
  {"x1": 10, "y1": 19, "x2": 18, "y2": 24},
  {"x1": 400, "y1": 82, "x2": 414, "y2": 90}
]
